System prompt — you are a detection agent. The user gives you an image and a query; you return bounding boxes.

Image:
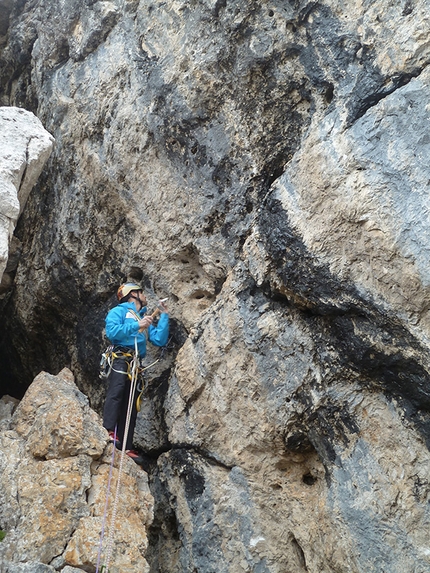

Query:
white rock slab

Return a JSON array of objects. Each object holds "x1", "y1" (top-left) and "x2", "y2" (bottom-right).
[{"x1": 0, "y1": 106, "x2": 54, "y2": 284}]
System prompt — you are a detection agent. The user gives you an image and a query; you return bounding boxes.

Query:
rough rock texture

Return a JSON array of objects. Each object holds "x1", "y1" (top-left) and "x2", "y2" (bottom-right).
[
  {"x1": 1, "y1": 1, "x2": 430, "y2": 572},
  {"x1": 0, "y1": 106, "x2": 53, "y2": 294},
  {"x1": 161, "y1": 269, "x2": 430, "y2": 572},
  {"x1": 0, "y1": 368, "x2": 154, "y2": 573}
]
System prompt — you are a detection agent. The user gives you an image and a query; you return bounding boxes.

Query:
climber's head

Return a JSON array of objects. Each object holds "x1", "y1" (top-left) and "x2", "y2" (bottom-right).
[{"x1": 117, "y1": 282, "x2": 147, "y2": 308}]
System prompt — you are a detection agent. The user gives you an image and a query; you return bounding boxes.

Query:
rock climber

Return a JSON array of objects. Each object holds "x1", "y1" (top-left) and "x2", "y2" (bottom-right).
[{"x1": 102, "y1": 282, "x2": 169, "y2": 465}]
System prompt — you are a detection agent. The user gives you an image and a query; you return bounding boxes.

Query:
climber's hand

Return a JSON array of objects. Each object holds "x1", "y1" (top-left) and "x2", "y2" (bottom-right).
[{"x1": 138, "y1": 316, "x2": 153, "y2": 330}]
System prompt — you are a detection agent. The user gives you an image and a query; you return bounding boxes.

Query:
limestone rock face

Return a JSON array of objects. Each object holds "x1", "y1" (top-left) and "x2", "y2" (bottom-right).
[
  {"x1": 160, "y1": 270, "x2": 430, "y2": 572},
  {"x1": 1, "y1": 1, "x2": 430, "y2": 572},
  {"x1": 0, "y1": 107, "x2": 54, "y2": 294},
  {"x1": 0, "y1": 369, "x2": 153, "y2": 573}
]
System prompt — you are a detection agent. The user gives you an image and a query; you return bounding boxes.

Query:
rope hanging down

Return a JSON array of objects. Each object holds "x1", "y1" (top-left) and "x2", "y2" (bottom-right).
[{"x1": 97, "y1": 338, "x2": 140, "y2": 573}]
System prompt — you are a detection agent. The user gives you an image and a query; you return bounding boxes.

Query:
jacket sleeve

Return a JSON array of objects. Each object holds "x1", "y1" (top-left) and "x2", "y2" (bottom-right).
[
  {"x1": 105, "y1": 306, "x2": 140, "y2": 343},
  {"x1": 147, "y1": 313, "x2": 169, "y2": 347}
]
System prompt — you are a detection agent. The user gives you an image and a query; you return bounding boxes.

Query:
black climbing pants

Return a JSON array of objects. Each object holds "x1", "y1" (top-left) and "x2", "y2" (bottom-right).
[{"x1": 103, "y1": 357, "x2": 139, "y2": 451}]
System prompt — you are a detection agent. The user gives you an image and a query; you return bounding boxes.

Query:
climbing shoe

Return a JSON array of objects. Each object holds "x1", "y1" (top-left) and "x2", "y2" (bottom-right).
[
  {"x1": 108, "y1": 431, "x2": 122, "y2": 449},
  {"x1": 126, "y1": 450, "x2": 145, "y2": 465}
]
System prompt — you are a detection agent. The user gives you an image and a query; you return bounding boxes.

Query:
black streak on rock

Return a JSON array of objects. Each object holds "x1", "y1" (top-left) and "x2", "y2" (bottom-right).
[
  {"x1": 258, "y1": 194, "x2": 430, "y2": 450},
  {"x1": 170, "y1": 449, "x2": 206, "y2": 499}
]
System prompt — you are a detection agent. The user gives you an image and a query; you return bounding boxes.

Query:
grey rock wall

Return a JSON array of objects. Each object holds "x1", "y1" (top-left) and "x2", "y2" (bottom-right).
[{"x1": 1, "y1": 1, "x2": 430, "y2": 572}]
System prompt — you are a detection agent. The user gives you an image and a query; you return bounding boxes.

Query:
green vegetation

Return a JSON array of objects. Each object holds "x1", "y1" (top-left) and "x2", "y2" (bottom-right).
[{"x1": 0, "y1": 530, "x2": 6, "y2": 541}]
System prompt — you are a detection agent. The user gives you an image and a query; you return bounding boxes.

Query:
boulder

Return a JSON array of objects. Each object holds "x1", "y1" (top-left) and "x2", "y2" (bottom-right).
[
  {"x1": 0, "y1": 368, "x2": 153, "y2": 573},
  {"x1": 0, "y1": 107, "x2": 54, "y2": 292}
]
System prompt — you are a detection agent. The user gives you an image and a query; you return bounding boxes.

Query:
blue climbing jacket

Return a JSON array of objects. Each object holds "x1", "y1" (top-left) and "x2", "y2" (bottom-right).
[{"x1": 105, "y1": 301, "x2": 169, "y2": 356}]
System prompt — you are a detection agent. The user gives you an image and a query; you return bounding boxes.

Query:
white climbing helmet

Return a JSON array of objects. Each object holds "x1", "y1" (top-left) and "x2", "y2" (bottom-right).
[{"x1": 117, "y1": 282, "x2": 142, "y2": 301}]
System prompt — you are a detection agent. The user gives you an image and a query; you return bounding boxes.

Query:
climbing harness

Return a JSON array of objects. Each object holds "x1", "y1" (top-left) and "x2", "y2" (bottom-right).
[
  {"x1": 99, "y1": 346, "x2": 134, "y2": 380},
  {"x1": 100, "y1": 345, "x2": 146, "y2": 411}
]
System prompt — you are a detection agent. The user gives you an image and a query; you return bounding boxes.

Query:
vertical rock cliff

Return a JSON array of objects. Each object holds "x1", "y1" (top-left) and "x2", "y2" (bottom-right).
[{"x1": 1, "y1": 1, "x2": 430, "y2": 572}]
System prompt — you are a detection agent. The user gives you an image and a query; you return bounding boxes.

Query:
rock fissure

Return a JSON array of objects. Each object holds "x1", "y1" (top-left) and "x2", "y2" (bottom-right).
[
  {"x1": 291, "y1": 535, "x2": 309, "y2": 572},
  {"x1": 169, "y1": 444, "x2": 235, "y2": 472}
]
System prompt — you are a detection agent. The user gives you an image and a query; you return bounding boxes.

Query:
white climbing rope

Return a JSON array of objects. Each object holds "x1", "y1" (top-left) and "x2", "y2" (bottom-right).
[{"x1": 102, "y1": 337, "x2": 140, "y2": 572}]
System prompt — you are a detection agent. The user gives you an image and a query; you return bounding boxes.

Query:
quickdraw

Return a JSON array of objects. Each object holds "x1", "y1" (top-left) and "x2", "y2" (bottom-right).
[{"x1": 99, "y1": 347, "x2": 113, "y2": 380}]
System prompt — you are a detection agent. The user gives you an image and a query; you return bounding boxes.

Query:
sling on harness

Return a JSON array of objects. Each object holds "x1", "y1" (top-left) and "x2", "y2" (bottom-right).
[
  {"x1": 100, "y1": 342, "x2": 170, "y2": 412},
  {"x1": 99, "y1": 346, "x2": 135, "y2": 380}
]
